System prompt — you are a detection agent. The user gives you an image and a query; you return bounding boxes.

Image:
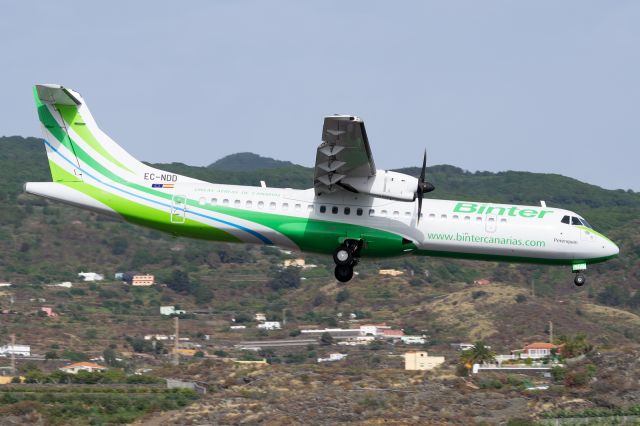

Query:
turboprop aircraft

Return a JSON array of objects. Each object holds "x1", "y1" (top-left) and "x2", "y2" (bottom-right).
[{"x1": 25, "y1": 84, "x2": 619, "y2": 286}]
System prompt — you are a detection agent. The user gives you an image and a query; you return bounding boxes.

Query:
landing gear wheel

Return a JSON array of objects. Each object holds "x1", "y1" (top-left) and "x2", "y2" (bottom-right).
[
  {"x1": 333, "y1": 245, "x2": 353, "y2": 266},
  {"x1": 574, "y1": 273, "x2": 586, "y2": 287},
  {"x1": 334, "y1": 264, "x2": 354, "y2": 283}
]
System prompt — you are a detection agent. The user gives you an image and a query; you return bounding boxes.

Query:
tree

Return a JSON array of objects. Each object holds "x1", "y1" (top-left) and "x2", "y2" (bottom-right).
[
  {"x1": 320, "y1": 332, "x2": 334, "y2": 346},
  {"x1": 103, "y1": 347, "x2": 119, "y2": 367},
  {"x1": 167, "y1": 269, "x2": 191, "y2": 293},
  {"x1": 336, "y1": 289, "x2": 350, "y2": 303},
  {"x1": 460, "y1": 341, "x2": 496, "y2": 369},
  {"x1": 110, "y1": 236, "x2": 129, "y2": 255},
  {"x1": 268, "y1": 268, "x2": 300, "y2": 291},
  {"x1": 44, "y1": 350, "x2": 58, "y2": 360}
]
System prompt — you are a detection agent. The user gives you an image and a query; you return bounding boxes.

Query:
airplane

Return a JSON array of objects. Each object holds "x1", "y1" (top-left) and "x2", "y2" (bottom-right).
[{"x1": 25, "y1": 84, "x2": 619, "y2": 286}]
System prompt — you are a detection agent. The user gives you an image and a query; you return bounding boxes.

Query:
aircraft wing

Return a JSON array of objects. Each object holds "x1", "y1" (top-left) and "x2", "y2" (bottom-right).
[{"x1": 314, "y1": 115, "x2": 376, "y2": 195}]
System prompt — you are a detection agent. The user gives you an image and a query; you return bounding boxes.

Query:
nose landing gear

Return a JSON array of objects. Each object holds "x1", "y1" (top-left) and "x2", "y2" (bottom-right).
[
  {"x1": 333, "y1": 240, "x2": 362, "y2": 283},
  {"x1": 572, "y1": 262, "x2": 587, "y2": 287}
]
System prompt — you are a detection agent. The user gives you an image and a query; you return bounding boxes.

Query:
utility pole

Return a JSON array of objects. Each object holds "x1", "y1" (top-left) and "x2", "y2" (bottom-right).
[
  {"x1": 531, "y1": 277, "x2": 535, "y2": 298},
  {"x1": 173, "y1": 317, "x2": 180, "y2": 366},
  {"x1": 282, "y1": 308, "x2": 287, "y2": 326},
  {"x1": 549, "y1": 321, "x2": 553, "y2": 344},
  {"x1": 10, "y1": 334, "x2": 16, "y2": 376}
]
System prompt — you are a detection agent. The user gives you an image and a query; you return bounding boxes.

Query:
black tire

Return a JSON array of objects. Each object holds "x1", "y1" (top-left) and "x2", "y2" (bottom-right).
[
  {"x1": 333, "y1": 245, "x2": 353, "y2": 266},
  {"x1": 334, "y1": 264, "x2": 354, "y2": 283},
  {"x1": 574, "y1": 273, "x2": 586, "y2": 287}
]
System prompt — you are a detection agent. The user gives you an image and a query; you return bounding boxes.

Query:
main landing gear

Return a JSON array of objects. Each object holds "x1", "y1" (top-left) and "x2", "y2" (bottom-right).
[{"x1": 333, "y1": 240, "x2": 362, "y2": 283}]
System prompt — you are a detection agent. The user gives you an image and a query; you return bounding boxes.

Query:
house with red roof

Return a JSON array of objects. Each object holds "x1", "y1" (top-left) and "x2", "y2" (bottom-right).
[
  {"x1": 520, "y1": 342, "x2": 562, "y2": 359},
  {"x1": 59, "y1": 362, "x2": 107, "y2": 374}
]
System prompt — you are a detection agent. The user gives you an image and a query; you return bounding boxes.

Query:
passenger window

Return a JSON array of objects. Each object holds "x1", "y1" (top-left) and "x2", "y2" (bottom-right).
[
  {"x1": 500, "y1": 218, "x2": 507, "y2": 223},
  {"x1": 295, "y1": 204, "x2": 301, "y2": 211},
  {"x1": 464, "y1": 216, "x2": 470, "y2": 222},
  {"x1": 246, "y1": 200, "x2": 253, "y2": 208},
  {"x1": 320, "y1": 205, "x2": 326, "y2": 213},
  {"x1": 211, "y1": 198, "x2": 217, "y2": 205},
  {"x1": 258, "y1": 201, "x2": 264, "y2": 209},
  {"x1": 441, "y1": 214, "x2": 447, "y2": 220},
  {"x1": 234, "y1": 200, "x2": 241, "y2": 207},
  {"x1": 404, "y1": 211, "x2": 411, "y2": 217},
  {"x1": 269, "y1": 202, "x2": 276, "y2": 210},
  {"x1": 223, "y1": 199, "x2": 229, "y2": 205},
  {"x1": 282, "y1": 203, "x2": 289, "y2": 211},
  {"x1": 561, "y1": 215, "x2": 570, "y2": 224},
  {"x1": 488, "y1": 217, "x2": 495, "y2": 223},
  {"x1": 308, "y1": 205, "x2": 314, "y2": 212},
  {"x1": 428, "y1": 213, "x2": 436, "y2": 220},
  {"x1": 452, "y1": 215, "x2": 459, "y2": 220},
  {"x1": 476, "y1": 217, "x2": 482, "y2": 222},
  {"x1": 344, "y1": 207, "x2": 350, "y2": 215},
  {"x1": 571, "y1": 216, "x2": 581, "y2": 225},
  {"x1": 393, "y1": 211, "x2": 399, "y2": 217},
  {"x1": 331, "y1": 206, "x2": 338, "y2": 214},
  {"x1": 356, "y1": 208, "x2": 363, "y2": 216},
  {"x1": 380, "y1": 210, "x2": 388, "y2": 216},
  {"x1": 369, "y1": 209, "x2": 375, "y2": 216}
]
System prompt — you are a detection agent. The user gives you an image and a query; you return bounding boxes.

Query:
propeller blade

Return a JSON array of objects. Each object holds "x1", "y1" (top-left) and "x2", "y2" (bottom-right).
[
  {"x1": 419, "y1": 150, "x2": 427, "y2": 183},
  {"x1": 417, "y1": 193, "x2": 423, "y2": 224}
]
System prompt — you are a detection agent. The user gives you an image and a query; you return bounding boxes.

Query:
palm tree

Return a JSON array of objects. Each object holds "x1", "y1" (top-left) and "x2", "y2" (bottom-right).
[{"x1": 460, "y1": 341, "x2": 496, "y2": 369}]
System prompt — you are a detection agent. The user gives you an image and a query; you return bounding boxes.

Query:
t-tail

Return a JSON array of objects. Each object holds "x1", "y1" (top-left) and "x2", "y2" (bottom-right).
[{"x1": 25, "y1": 84, "x2": 201, "y2": 217}]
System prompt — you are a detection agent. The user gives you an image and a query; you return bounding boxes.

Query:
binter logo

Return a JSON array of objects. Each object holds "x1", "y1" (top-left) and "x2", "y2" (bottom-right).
[{"x1": 453, "y1": 202, "x2": 553, "y2": 219}]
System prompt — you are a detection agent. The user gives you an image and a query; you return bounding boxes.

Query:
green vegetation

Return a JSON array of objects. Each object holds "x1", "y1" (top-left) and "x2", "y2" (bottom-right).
[{"x1": 0, "y1": 386, "x2": 197, "y2": 425}]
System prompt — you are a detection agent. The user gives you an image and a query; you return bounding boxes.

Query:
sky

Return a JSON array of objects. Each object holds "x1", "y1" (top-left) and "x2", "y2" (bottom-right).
[{"x1": 1, "y1": 1, "x2": 639, "y2": 190}]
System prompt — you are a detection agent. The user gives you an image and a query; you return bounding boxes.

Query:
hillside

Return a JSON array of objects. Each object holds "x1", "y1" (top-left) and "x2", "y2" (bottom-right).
[
  {"x1": 0, "y1": 134, "x2": 637, "y2": 329},
  {"x1": 208, "y1": 152, "x2": 296, "y2": 171},
  {"x1": 1, "y1": 135, "x2": 639, "y2": 424}
]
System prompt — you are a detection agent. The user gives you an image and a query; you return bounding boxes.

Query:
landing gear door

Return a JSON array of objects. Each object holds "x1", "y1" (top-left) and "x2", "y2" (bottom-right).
[
  {"x1": 171, "y1": 195, "x2": 187, "y2": 224},
  {"x1": 485, "y1": 214, "x2": 497, "y2": 233}
]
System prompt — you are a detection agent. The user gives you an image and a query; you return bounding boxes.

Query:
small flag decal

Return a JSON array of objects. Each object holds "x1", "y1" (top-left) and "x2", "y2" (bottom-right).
[{"x1": 151, "y1": 183, "x2": 175, "y2": 188}]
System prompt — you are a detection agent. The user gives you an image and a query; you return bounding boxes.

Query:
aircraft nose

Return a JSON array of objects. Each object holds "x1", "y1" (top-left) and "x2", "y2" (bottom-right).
[{"x1": 608, "y1": 241, "x2": 620, "y2": 257}]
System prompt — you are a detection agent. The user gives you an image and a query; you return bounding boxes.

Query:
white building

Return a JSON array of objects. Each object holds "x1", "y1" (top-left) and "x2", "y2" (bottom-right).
[
  {"x1": 254, "y1": 313, "x2": 267, "y2": 322},
  {"x1": 0, "y1": 283, "x2": 12, "y2": 287},
  {"x1": 404, "y1": 351, "x2": 445, "y2": 371},
  {"x1": 318, "y1": 353, "x2": 348, "y2": 363},
  {"x1": 0, "y1": 344, "x2": 31, "y2": 357},
  {"x1": 160, "y1": 306, "x2": 186, "y2": 316},
  {"x1": 337, "y1": 336, "x2": 375, "y2": 346},
  {"x1": 257, "y1": 321, "x2": 281, "y2": 330},
  {"x1": 78, "y1": 272, "x2": 104, "y2": 282},
  {"x1": 401, "y1": 336, "x2": 426, "y2": 345},
  {"x1": 230, "y1": 325, "x2": 247, "y2": 330},
  {"x1": 144, "y1": 334, "x2": 170, "y2": 341},
  {"x1": 360, "y1": 324, "x2": 390, "y2": 336}
]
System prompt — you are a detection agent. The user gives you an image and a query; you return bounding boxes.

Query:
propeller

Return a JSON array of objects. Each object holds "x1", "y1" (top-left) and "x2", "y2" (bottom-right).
[{"x1": 416, "y1": 150, "x2": 435, "y2": 223}]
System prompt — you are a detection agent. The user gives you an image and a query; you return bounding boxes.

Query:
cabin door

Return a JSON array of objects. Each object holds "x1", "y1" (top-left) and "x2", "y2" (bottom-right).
[
  {"x1": 485, "y1": 214, "x2": 497, "y2": 233},
  {"x1": 170, "y1": 195, "x2": 187, "y2": 224}
]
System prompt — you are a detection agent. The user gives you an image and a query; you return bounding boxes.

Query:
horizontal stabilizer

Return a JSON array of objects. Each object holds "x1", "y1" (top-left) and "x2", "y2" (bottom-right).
[{"x1": 36, "y1": 84, "x2": 82, "y2": 106}]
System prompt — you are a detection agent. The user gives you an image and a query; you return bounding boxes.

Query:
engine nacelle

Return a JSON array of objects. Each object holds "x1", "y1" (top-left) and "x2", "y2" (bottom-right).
[{"x1": 341, "y1": 170, "x2": 418, "y2": 202}]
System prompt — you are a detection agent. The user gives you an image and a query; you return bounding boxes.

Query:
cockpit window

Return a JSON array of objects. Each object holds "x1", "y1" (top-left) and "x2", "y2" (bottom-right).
[
  {"x1": 561, "y1": 215, "x2": 570, "y2": 224},
  {"x1": 579, "y1": 218, "x2": 593, "y2": 229},
  {"x1": 571, "y1": 217, "x2": 582, "y2": 225}
]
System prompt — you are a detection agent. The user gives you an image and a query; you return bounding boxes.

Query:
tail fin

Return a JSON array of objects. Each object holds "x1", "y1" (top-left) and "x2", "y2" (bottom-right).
[{"x1": 34, "y1": 84, "x2": 145, "y2": 183}]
